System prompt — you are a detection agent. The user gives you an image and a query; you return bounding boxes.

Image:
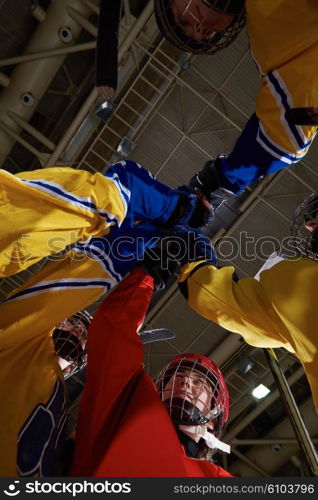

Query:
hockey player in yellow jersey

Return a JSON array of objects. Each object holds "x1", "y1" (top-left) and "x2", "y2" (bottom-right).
[
  {"x1": 0, "y1": 307, "x2": 92, "y2": 477},
  {"x1": 0, "y1": 160, "x2": 199, "y2": 277},
  {"x1": 0, "y1": 160, "x2": 215, "y2": 476},
  {"x1": 0, "y1": 159, "x2": 211, "y2": 350},
  {"x1": 155, "y1": 1, "x2": 318, "y2": 194},
  {"x1": 173, "y1": 193, "x2": 318, "y2": 412}
]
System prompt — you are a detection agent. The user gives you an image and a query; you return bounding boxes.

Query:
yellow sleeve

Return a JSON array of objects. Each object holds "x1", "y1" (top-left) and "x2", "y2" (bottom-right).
[
  {"x1": 178, "y1": 261, "x2": 293, "y2": 351},
  {"x1": 246, "y1": 1, "x2": 318, "y2": 160},
  {"x1": 15, "y1": 167, "x2": 126, "y2": 225},
  {"x1": 0, "y1": 250, "x2": 114, "y2": 349},
  {"x1": 0, "y1": 168, "x2": 126, "y2": 277},
  {"x1": 0, "y1": 248, "x2": 116, "y2": 475}
]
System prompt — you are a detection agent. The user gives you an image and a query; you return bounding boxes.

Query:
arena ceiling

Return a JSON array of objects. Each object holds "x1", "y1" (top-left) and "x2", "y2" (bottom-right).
[{"x1": 0, "y1": 0, "x2": 317, "y2": 477}]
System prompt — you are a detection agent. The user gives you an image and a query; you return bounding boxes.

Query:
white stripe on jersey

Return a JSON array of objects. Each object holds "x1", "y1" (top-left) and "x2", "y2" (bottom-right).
[
  {"x1": 265, "y1": 72, "x2": 309, "y2": 152},
  {"x1": 106, "y1": 173, "x2": 130, "y2": 222},
  {"x1": 257, "y1": 122, "x2": 306, "y2": 164},
  {"x1": 18, "y1": 176, "x2": 120, "y2": 227},
  {"x1": 74, "y1": 244, "x2": 122, "y2": 284},
  {"x1": 5, "y1": 277, "x2": 113, "y2": 303}
]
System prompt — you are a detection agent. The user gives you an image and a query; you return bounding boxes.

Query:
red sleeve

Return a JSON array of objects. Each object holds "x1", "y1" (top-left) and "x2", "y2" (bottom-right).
[
  {"x1": 85, "y1": 266, "x2": 154, "y2": 383},
  {"x1": 216, "y1": 466, "x2": 233, "y2": 477},
  {"x1": 72, "y1": 268, "x2": 154, "y2": 473}
]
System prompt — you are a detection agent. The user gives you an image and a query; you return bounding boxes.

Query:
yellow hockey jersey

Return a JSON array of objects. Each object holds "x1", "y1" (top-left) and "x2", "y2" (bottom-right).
[
  {"x1": 179, "y1": 257, "x2": 318, "y2": 411},
  {"x1": 221, "y1": 0, "x2": 318, "y2": 193},
  {"x1": 0, "y1": 160, "x2": 182, "y2": 475},
  {"x1": 0, "y1": 161, "x2": 179, "y2": 277},
  {"x1": 247, "y1": 0, "x2": 318, "y2": 164}
]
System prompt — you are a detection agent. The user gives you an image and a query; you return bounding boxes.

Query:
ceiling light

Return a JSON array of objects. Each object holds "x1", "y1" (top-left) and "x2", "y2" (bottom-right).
[
  {"x1": 238, "y1": 356, "x2": 254, "y2": 374},
  {"x1": 95, "y1": 101, "x2": 114, "y2": 123},
  {"x1": 252, "y1": 384, "x2": 270, "y2": 399},
  {"x1": 117, "y1": 137, "x2": 136, "y2": 157}
]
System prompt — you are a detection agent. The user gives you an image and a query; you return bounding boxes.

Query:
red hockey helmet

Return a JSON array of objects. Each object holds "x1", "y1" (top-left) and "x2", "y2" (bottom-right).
[
  {"x1": 155, "y1": 353, "x2": 229, "y2": 434},
  {"x1": 53, "y1": 310, "x2": 92, "y2": 378}
]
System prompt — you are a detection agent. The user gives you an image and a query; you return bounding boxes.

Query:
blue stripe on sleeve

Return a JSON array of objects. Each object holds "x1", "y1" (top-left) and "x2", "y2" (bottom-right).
[
  {"x1": 5, "y1": 278, "x2": 112, "y2": 303},
  {"x1": 21, "y1": 178, "x2": 117, "y2": 226},
  {"x1": 220, "y1": 114, "x2": 302, "y2": 193},
  {"x1": 267, "y1": 71, "x2": 309, "y2": 151}
]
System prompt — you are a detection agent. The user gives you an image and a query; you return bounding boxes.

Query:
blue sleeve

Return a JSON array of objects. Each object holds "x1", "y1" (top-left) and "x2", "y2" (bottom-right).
[
  {"x1": 74, "y1": 222, "x2": 161, "y2": 284},
  {"x1": 219, "y1": 114, "x2": 296, "y2": 193},
  {"x1": 104, "y1": 160, "x2": 179, "y2": 226}
]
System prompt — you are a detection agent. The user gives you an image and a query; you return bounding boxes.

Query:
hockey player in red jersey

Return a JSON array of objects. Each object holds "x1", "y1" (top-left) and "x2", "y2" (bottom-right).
[{"x1": 70, "y1": 267, "x2": 231, "y2": 477}]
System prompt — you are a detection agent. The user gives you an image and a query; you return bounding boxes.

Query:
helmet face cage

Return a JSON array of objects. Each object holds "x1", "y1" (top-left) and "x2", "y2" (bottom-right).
[
  {"x1": 53, "y1": 310, "x2": 92, "y2": 378},
  {"x1": 290, "y1": 193, "x2": 318, "y2": 260},
  {"x1": 154, "y1": 0, "x2": 246, "y2": 55},
  {"x1": 155, "y1": 354, "x2": 229, "y2": 434}
]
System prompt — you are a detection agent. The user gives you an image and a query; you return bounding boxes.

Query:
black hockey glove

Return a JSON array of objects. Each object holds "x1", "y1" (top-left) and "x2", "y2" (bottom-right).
[
  {"x1": 139, "y1": 246, "x2": 180, "y2": 291},
  {"x1": 189, "y1": 156, "x2": 235, "y2": 210}
]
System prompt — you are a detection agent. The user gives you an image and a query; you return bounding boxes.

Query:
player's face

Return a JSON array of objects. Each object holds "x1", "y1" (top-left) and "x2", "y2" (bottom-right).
[
  {"x1": 170, "y1": 0, "x2": 234, "y2": 41},
  {"x1": 54, "y1": 317, "x2": 88, "y2": 375},
  {"x1": 304, "y1": 212, "x2": 318, "y2": 233},
  {"x1": 55, "y1": 317, "x2": 87, "y2": 348},
  {"x1": 163, "y1": 368, "x2": 212, "y2": 413}
]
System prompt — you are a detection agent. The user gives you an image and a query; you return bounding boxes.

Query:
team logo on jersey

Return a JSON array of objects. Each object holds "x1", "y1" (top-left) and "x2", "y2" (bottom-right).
[{"x1": 17, "y1": 379, "x2": 68, "y2": 477}]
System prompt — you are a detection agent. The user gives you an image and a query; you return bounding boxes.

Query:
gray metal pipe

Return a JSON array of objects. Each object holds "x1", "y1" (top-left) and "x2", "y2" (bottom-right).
[
  {"x1": 264, "y1": 348, "x2": 318, "y2": 476},
  {"x1": 0, "y1": 0, "x2": 94, "y2": 167},
  {"x1": 232, "y1": 438, "x2": 318, "y2": 445},
  {"x1": 0, "y1": 121, "x2": 48, "y2": 164},
  {"x1": 81, "y1": 0, "x2": 100, "y2": 15},
  {"x1": 66, "y1": 5, "x2": 98, "y2": 37},
  {"x1": 0, "y1": 42, "x2": 96, "y2": 68},
  {"x1": 31, "y1": 2, "x2": 46, "y2": 23},
  {"x1": 7, "y1": 111, "x2": 56, "y2": 150}
]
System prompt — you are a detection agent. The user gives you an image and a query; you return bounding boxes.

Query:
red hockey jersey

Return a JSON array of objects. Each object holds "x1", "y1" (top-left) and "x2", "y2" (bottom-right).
[{"x1": 70, "y1": 268, "x2": 231, "y2": 477}]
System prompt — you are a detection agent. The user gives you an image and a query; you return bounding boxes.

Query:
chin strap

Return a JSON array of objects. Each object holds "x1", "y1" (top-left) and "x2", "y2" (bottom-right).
[{"x1": 179, "y1": 425, "x2": 231, "y2": 454}]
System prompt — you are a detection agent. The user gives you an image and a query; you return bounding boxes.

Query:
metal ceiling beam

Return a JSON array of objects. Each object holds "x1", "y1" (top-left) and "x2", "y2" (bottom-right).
[
  {"x1": 230, "y1": 396, "x2": 317, "y2": 477},
  {"x1": 66, "y1": 5, "x2": 98, "y2": 37},
  {"x1": 78, "y1": 36, "x2": 180, "y2": 172},
  {"x1": 44, "y1": 0, "x2": 155, "y2": 168},
  {"x1": 31, "y1": 2, "x2": 46, "y2": 23},
  {"x1": 7, "y1": 111, "x2": 56, "y2": 150},
  {"x1": 225, "y1": 366, "x2": 305, "y2": 442},
  {"x1": 0, "y1": 0, "x2": 95, "y2": 168},
  {"x1": 0, "y1": 41, "x2": 96, "y2": 68},
  {"x1": 136, "y1": 42, "x2": 243, "y2": 132},
  {"x1": 207, "y1": 334, "x2": 243, "y2": 367},
  {"x1": 231, "y1": 447, "x2": 271, "y2": 477},
  {"x1": 232, "y1": 438, "x2": 318, "y2": 445},
  {"x1": 81, "y1": 0, "x2": 99, "y2": 15},
  {"x1": 0, "y1": 122, "x2": 48, "y2": 165}
]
